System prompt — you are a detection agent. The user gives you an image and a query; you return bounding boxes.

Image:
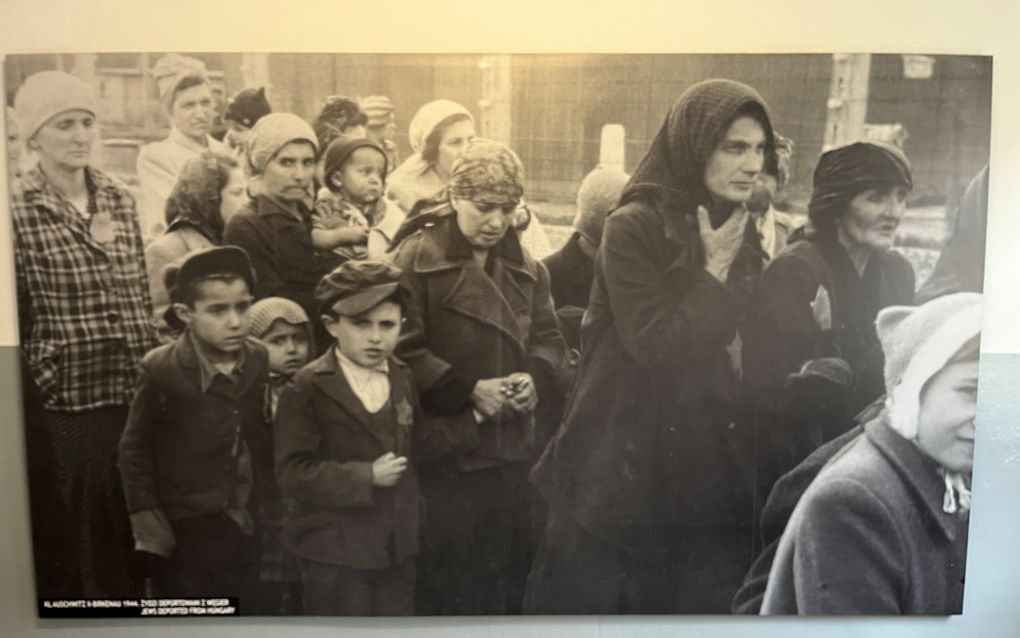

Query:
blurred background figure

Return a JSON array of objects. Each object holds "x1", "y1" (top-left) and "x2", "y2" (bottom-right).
[
  {"x1": 136, "y1": 54, "x2": 228, "y2": 239},
  {"x1": 311, "y1": 95, "x2": 368, "y2": 150},
  {"x1": 145, "y1": 150, "x2": 247, "y2": 339},
  {"x1": 223, "y1": 86, "x2": 273, "y2": 156},
  {"x1": 915, "y1": 164, "x2": 989, "y2": 303},
  {"x1": 360, "y1": 95, "x2": 400, "y2": 172},
  {"x1": 745, "y1": 133, "x2": 800, "y2": 260},
  {"x1": 388, "y1": 99, "x2": 553, "y2": 259},
  {"x1": 542, "y1": 165, "x2": 630, "y2": 351},
  {"x1": 6, "y1": 104, "x2": 23, "y2": 180}
]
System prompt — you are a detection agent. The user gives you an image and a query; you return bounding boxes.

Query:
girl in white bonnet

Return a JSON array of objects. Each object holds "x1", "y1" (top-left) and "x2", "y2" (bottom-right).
[{"x1": 761, "y1": 292, "x2": 982, "y2": 614}]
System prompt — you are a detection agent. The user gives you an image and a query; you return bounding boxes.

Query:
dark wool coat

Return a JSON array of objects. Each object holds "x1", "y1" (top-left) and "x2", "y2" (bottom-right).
[
  {"x1": 760, "y1": 415, "x2": 969, "y2": 615},
  {"x1": 223, "y1": 195, "x2": 342, "y2": 347},
  {"x1": 392, "y1": 214, "x2": 565, "y2": 471},
  {"x1": 742, "y1": 237, "x2": 915, "y2": 505},
  {"x1": 274, "y1": 350, "x2": 479, "y2": 570},
  {"x1": 542, "y1": 232, "x2": 595, "y2": 351},
  {"x1": 118, "y1": 334, "x2": 272, "y2": 522},
  {"x1": 530, "y1": 80, "x2": 774, "y2": 558}
]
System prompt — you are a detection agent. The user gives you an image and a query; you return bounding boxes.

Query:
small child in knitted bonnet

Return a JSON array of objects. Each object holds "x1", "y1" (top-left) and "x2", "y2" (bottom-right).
[
  {"x1": 877, "y1": 291, "x2": 982, "y2": 513},
  {"x1": 248, "y1": 297, "x2": 314, "y2": 418}
]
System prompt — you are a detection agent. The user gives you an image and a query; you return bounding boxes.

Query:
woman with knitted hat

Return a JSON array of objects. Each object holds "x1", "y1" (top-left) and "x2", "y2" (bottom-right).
[
  {"x1": 742, "y1": 141, "x2": 917, "y2": 514},
  {"x1": 136, "y1": 54, "x2": 229, "y2": 239},
  {"x1": 387, "y1": 99, "x2": 554, "y2": 259},
  {"x1": 390, "y1": 138, "x2": 565, "y2": 614},
  {"x1": 224, "y1": 113, "x2": 343, "y2": 352},
  {"x1": 11, "y1": 70, "x2": 156, "y2": 598},
  {"x1": 761, "y1": 292, "x2": 981, "y2": 614},
  {"x1": 145, "y1": 150, "x2": 246, "y2": 339},
  {"x1": 528, "y1": 79, "x2": 776, "y2": 613}
]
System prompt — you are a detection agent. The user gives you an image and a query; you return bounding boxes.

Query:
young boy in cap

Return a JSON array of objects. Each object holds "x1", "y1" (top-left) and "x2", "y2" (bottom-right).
[
  {"x1": 118, "y1": 246, "x2": 273, "y2": 604},
  {"x1": 312, "y1": 135, "x2": 405, "y2": 263},
  {"x1": 274, "y1": 260, "x2": 478, "y2": 615}
]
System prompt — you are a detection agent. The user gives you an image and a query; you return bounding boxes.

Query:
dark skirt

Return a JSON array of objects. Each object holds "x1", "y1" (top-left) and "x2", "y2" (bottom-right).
[
  {"x1": 38, "y1": 406, "x2": 141, "y2": 598},
  {"x1": 416, "y1": 459, "x2": 533, "y2": 615}
]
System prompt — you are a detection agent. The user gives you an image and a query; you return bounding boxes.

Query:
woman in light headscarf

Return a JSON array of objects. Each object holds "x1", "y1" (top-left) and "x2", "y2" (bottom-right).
[
  {"x1": 145, "y1": 150, "x2": 246, "y2": 337},
  {"x1": 387, "y1": 99, "x2": 554, "y2": 259},
  {"x1": 11, "y1": 70, "x2": 155, "y2": 598},
  {"x1": 6, "y1": 105, "x2": 23, "y2": 179},
  {"x1": 391, "y1": 138, "x2": 565, "y2": 614},
  {"x1": 528, "y1": 79, "x2": 776, "y2": 613},
  {"x1": 136, "y1": 54, "x2": 229, "y2": 239},
  {"x1": 223, "y1": 112, "x2": 342, "y2": 350},
  {"x1": 761, "y1": 292, "x2": 981, "y2": 614}
]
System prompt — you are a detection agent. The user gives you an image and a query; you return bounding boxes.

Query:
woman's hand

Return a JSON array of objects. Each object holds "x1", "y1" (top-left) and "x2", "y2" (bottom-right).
[
  {"x1": 697, "y1": 205, "x2": 749, "y2": 283},
  {"x1": 503, "y1": 373, "x2": 538, "y2": 415},
  {"x1": 471, "y1": 378, "x2": 511, "y2": 420}
]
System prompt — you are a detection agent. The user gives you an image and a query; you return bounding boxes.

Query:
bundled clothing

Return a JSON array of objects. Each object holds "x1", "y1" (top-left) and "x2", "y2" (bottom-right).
[
  {"x1": 391, "y1": 201, "x2": 565, "y2": 613},
  {"x1": 13, "y1": 153, "x2": 155, "y2": 597},
  {"x1": 118, "y1": 332, "x2": 272, "y2": 601},
  {"x1": 274, "y1": 349, "x2": 479, "y2": 615},
  {"x1": 527, "y1": 79, "x2": 774, "y2": 613},
  {"x1": 760, "y1": 292, "x2": 981, "y2": 614}
]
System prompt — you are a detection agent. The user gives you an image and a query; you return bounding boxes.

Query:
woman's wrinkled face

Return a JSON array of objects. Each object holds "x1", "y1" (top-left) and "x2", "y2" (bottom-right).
[
  {"x1": 435, "y1": 119, "x2": 476, "y2": 181},
  {"x1": 837, "y1": 185, "x2": 909, "y2": 251},
  {"x1": 915, "y1": 358, "x2": 979, "y2": 473},
  {"x1": 30, "y1": 109, "x2": 96, "y2": 171},
  {"x1": 453, "y1": 197, "x2": 516, "y2": 249},
  {"x1": 171, "y1": 82, "x2": 215, "y2": 142},
  {"x1": 220, "y1": 168, "x2": 247, "y2": 221},
  {"x1": 703, "y1": 115, "x2": 768, "y2": 205},
  {"x1": 261, "y1": 141, "x2": 316, "y2": 203},
  {"x1": 6, "y1": 110, "x2": 21, "y2": 171}
]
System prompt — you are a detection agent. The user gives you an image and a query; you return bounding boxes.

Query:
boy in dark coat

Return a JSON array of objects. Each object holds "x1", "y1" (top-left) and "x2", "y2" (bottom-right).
[
  {"x1": 274, "y1": 260, "x2": 478, "y2": 615},
  {"x1": 118, "y1": 246, "x2": 271, "y2": 604}
]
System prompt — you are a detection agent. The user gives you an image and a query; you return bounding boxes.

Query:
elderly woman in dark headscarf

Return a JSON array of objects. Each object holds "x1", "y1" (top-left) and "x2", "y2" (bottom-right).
[
  {"x1": 391, "y1": 138, "x2": 565, "y2": 615},
  {"x1": 527, "y1": 79, "x2": 776, "y2": 614},
  {"x1": 742, "y1": 141, "x2": 916, "y2": 516},
  {"x1": 144, "y1": 150, "x2": 246, "y2": 337}
]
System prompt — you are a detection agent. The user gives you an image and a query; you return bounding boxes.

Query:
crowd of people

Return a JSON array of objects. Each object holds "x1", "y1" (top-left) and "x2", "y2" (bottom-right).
[{"x1": 7, "y1": 54, "x2": 988, "y2": 616}]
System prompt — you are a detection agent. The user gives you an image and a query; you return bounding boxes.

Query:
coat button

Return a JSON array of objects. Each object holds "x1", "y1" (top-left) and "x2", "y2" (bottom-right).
[{"x1": 107, "y1": 311, "x2": 120, "y2": 323}]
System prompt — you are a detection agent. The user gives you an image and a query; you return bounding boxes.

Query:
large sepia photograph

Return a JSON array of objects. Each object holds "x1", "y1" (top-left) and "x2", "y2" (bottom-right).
[{"x1": 4, "y1": 51, "x2": 990, "y2": 617}]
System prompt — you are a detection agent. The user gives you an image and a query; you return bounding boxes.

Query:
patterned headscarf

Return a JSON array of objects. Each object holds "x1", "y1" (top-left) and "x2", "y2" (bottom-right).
[
  {"x1": 164, "y1": 150, "x2": 235, "y2": 242},
  {"x1": 807, "y1": 141, "x2": 913, "y2": 236},
  {"x1": 448, "y1": 138, "x2": 525, "y2": 207},
  {"x1": 245, "y1": 112, "x2": 318, "y2": 177},
  {"x1": 621, "y1": 79, "x2": 776, "y2": 213}
]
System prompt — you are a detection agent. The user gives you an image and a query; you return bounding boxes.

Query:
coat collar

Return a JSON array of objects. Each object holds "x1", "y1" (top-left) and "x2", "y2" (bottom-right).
[
  {"x1": 410, "y1": 214, "x2": 535, "y2": 282},
  {"x1": 408, "y1": 216, "x2": 535, "y2": 353},
  {"x1": 173, "y1": 330, "x2": 262, "y2": 398},
  {"x1": 256, "y1": 193, "x2": 310, "y2": 222},
  {"x1": 308, "y1": 347, "x2": 412, "y2": 449},
  {"x1": 865, "y1": 415, "x2": 965, "y2": 541}
]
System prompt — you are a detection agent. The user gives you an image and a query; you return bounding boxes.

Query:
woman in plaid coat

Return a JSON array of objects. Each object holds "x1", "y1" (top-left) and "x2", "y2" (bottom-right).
[{"x1": 11, "y1": 71, "x2": 156, "y2": 598}]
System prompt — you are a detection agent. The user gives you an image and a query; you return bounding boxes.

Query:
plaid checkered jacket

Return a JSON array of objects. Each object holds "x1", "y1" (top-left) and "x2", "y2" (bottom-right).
[{"x1": 12, "y1": 165, "x2": 156, "y2": 412}]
